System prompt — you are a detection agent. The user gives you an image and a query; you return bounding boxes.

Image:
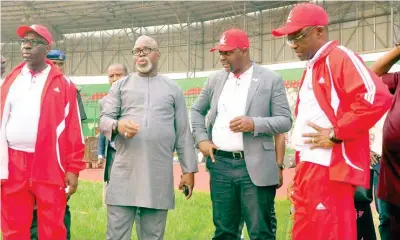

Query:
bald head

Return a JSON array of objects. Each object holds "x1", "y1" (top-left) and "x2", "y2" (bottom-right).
[
  {"x1": 109, "y1": 63, "x2": 127, "y2": 74},
  {"x1": 134, "y1": 35, "x2": 158, "y2": 49},
  {"x1": 108, "y1": 63, "x2": 128, "y2": 85}
]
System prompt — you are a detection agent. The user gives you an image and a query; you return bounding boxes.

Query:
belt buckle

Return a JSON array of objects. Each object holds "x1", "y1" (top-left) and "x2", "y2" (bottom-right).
[{"x1": 232, "y1": 151, "x2": 243, "y2": 159}]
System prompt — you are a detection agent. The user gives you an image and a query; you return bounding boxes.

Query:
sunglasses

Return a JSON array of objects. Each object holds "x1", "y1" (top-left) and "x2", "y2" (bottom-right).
[{"x1": 286, "y1": 26, "x2": 318, "y2": 46}]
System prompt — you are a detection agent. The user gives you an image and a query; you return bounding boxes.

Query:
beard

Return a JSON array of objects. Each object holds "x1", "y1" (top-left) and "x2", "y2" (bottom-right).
[{"x1": 136, "y1": 57, "x2": 153, "y2": 74}]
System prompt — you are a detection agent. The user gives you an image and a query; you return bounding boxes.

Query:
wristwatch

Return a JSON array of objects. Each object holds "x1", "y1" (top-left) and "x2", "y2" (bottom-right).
[
  {"x1": 329, "y1": 129, "x2": 342, "y2": 144},
  {"x1": 278, "y1": 163, "x2": 285, "y2": 170}
]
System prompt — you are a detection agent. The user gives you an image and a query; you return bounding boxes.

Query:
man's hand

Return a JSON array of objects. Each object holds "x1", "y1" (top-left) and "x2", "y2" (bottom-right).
[
  {"x1": 118, "y1": 119, "x2": 140, "y2": 139},
  {"x1": 198, "y1": 140, "x2": 218, "y2": 162},
  {"x1": 179, "y1": 173, "x2": 195, "y2": 199},
  {"x1": 277, "y1": 169, "x2": 283, "y2": 189},
  {"x1": 65, "y1": 172, "x2": 79, "y2": 197},
  {"x1": 229, "y1": 116, "x2": 254, "y2": 133},
  {"x1": 302, "y1": 122, "x2": 335, "y2": 150},
  {"x1": 370, "y1": 151, "x2": 379, "y2": 166},
  {"x1": 97, "y1": 156, "x2": 105, "y2": 168}
]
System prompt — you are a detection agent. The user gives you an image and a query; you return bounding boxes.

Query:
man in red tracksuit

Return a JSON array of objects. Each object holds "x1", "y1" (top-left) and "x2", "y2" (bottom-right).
[
  {"x1": 0, "y1": 24, "x2": 86, "y2": 240},
  {"x1": 272, "y1": 3, "x2": 392, "y2": 239}
]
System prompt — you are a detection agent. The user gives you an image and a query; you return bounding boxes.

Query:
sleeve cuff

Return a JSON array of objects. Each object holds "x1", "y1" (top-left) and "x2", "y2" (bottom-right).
[
  {"x1": 252, "y1": 117, "x2": 262, "y2": 137},
  {"x1": 66, "y1": 168, "x2": 80, "y2": 176},
  {"x1": 195, "y1": 134, "x2": 209, "y2": 147}
]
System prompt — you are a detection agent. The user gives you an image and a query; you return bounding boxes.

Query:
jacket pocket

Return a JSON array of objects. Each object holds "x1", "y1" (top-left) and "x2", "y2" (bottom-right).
[{"x1": 262, "y1": 142, "x2": 275, "y2": 151}]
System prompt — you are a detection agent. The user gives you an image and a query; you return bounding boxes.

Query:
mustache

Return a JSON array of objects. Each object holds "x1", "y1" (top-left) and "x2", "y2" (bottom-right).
[{"x1": 136, "y1": 56, "x2": 150, "y2": 64}]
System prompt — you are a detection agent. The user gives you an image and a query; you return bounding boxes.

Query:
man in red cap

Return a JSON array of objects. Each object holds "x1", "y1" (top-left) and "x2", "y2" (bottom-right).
[
  {"x1": 272, "y1": 3, "x2": 392, "y2": 239},
  {"x1": 0, "y1": 24, "x2": 85, "y2": 240},
  {"x1": 191, "y1": 28, "x2": 292, "y2": 239}
]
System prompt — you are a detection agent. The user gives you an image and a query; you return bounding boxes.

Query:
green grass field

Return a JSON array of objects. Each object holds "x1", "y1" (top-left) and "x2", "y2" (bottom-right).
[{"x1": 69, "y1": 181, "x2": 291, "y2": 240}]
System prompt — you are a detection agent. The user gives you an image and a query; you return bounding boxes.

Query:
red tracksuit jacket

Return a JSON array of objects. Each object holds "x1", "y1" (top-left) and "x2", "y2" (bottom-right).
[
  {"x1": 0, "y1": 60, "x2": 86, "y2": 187},
  {"x1": 294, "y1": 41, "x2": 392, "y2": 188}
]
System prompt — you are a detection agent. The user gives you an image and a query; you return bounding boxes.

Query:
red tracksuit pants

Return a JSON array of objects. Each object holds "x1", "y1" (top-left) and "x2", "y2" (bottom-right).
[
  {"x1": 1, "y1": 148, "x2": 67, "y2": 240},
  {"x1": 292, "y1": 161, "x2": 357, "y2": 240}
]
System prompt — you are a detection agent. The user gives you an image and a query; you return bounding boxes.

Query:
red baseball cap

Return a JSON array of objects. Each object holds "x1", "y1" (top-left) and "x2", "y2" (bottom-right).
[
  {"x1": 210, "y1": 28, "x2": 249, "y2": 52},
  {"x1": 16, "y1": 24, "x2": 53, "y2": 45},
  {"x1": 272, "y1": 3, "x2": 328, "y2": 37}
]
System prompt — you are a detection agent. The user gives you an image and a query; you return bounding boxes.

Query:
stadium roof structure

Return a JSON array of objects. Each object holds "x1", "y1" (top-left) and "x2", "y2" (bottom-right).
[
  {"x1": 2, "y1": 1, "x2": 399, "y2": 77},
  {"x1": 1, "y1": 0, "x2": 299, "y2": 41}
]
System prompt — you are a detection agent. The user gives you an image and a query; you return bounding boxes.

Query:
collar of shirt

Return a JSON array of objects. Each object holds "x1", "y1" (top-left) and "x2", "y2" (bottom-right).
[
  {"x1": 20, "y1": 64, "x2": 51, "y2": 77},
  {"x1": 230, "y1": 65, "x2": 254, "y2": 79},
  {"x1": 307, "y1": 41, "x2": 333, "y2": 67}
]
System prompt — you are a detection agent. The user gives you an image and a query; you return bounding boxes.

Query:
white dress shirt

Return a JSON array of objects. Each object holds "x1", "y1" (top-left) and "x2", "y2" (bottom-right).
[
  {"x1": 212, "y1": 66, "x2": 253, "y2": 151},
  {"x1": 291, "y1": 42, "x2": 336, "y2": 166},
  {"x1": 6, "y1": 64, "x2": 50, "y2": 152}
]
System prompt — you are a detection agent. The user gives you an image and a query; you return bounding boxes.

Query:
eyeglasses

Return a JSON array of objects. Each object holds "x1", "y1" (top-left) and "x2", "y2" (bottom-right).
[
  {"x1": 132, "y1": 47, "x2": 157, "y2": 56},
  {"x1": 19, "y1": 38, "x2": 47, "y2": 47},
  {"x1": 286, "y1": 26, "x2": 317, "y2": 46}
]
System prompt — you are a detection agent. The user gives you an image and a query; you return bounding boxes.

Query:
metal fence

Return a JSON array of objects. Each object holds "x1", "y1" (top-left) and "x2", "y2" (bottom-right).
[{"x1": 81, "y1": 92, "x2": 202, "y2": 137}]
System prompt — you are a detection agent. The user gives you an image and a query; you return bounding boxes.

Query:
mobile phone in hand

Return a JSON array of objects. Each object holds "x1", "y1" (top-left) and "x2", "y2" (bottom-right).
[{"x1": 183, "y1": 185, "x2": 189, "y2": 197}]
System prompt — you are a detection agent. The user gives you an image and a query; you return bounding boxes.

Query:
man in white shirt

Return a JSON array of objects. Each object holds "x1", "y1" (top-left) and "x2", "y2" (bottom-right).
[{"x1": 191, "y1": 28, "x2": 292, "y2": 239}]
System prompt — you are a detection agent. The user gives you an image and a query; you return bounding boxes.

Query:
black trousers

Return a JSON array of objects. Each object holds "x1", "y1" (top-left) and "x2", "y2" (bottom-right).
[
  {"x1": 104, "y1": 147, "x2": 116, "y2": 183},
  {"x1": 355, "y1": 202, "x2": 376, "y2": 240},
  {"x1": 207, "y1": 155, "x2": 277, "y2": 240},
  {"x1": 30, "y1": 203, "x2": 71, "y2": 240},
  {"x1": 238, "y1": 204, "x2": 277, "y2": 238}
]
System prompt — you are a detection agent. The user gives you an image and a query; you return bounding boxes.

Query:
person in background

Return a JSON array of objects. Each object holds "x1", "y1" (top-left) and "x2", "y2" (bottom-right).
[
  {"x1": 97, "y1": 63, "x2": 128, "y2": 178},
  {"x1": 370, "y1": 42, "x2": 400, "y2": 239},
  {"x1": 46, "y1": 49, "x2": 87, "y2": 121},
  {"x1": 29, "y1": 49, "x2": 88, "y2": 240}
]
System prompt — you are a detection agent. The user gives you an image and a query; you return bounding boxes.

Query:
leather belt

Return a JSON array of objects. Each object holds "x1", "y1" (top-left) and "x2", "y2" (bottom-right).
[{"x1": 214, "y1": 150, "x2": 245, "y2": 159}]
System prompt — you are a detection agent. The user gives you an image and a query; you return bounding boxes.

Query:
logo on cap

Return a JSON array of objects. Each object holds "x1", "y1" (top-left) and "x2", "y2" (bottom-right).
[
  {"x1": 287, "y1": 10, "x2": 293, "y2": 23},
  {"x1": 220, "y1": 34, "x2": 226, "y2": 45},
  {"x1": 59, "y1": 55, "x2": 63, "y2": 60}
]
